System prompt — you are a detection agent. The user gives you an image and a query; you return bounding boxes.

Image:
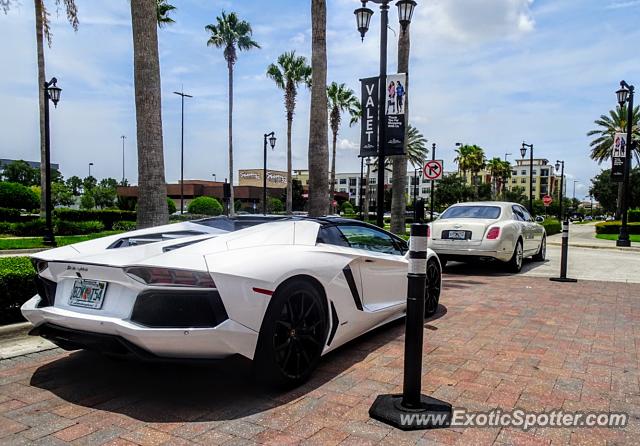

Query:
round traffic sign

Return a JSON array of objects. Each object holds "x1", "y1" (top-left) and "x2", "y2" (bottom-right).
[
  {"x1": 543, "y1": 195, "x2": 553, "y2": 206},
  {"x1": 423, "y1": 160, "x2": 443, "y2": 180}
]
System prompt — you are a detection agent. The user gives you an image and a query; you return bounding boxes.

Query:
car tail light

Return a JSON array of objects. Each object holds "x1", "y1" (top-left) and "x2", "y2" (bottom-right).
[
  {"x1": 486, "y1": 227, "x2": 500, "y2": 240},
  {"x1": 125, "y1": 267, "x2": 216, "y2": 288}
]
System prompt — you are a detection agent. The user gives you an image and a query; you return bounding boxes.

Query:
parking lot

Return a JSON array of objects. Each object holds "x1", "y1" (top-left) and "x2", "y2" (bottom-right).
[{"x1": 1, "y1": 270, "x2": 639, "y2": 445}]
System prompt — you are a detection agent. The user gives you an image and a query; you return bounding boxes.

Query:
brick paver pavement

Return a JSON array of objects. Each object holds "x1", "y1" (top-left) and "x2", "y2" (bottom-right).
[{"x1": 1, "y1": 274, "x2": 639, "y2": 445}]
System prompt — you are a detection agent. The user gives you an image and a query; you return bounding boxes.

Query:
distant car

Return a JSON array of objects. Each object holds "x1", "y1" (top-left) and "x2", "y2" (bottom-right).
[
  {"x1": 606, "y1": 216, "x2": 615, "y2": 221},
  {"x1": 428, "y1": 202, "x2": 546, "y2": 273},
  {"x1": 584, "y1": 216, "x2": 593, "y2": 221}
]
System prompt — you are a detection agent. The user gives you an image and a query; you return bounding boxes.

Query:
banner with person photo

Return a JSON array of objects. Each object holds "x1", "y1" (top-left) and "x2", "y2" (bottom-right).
[
  {"x1": 611, "y1": 132, "x2": 627, "y2": 182},
  {"x1": 384, "y1": 73, "x2": 406, "y2": 156}
]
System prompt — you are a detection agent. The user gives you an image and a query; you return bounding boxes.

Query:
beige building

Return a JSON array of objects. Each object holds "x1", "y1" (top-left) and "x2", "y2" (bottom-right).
[{"x1": 238, "y1": 169, "x2": 287, "y2": 189}]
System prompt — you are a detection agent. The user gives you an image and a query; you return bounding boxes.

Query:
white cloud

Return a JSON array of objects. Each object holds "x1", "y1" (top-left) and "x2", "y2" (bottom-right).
[{"x1": 337, "y1": 138, "x2": 358, "y2": 150}]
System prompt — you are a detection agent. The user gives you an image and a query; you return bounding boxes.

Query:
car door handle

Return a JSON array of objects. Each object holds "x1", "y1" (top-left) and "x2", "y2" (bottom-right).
[{"x1": 365, "y1": 259, "x2": 375, "y2": 263}]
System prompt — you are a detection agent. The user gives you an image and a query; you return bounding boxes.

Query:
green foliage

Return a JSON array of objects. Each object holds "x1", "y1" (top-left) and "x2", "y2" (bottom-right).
[
  {"x1": 234, "y1": 199, "x2": 243, "y2": 212},
  {"x1": 0, "y1": 207, "x2": 21, "y2": 222},
  {"x1": 157, "y1": 0, "x2": 176, "y2": 27},
  {"x1": 501, "y1": 186, "x2": 528, "y2": 206},
  {"x1": 113, "y1": 221, "x2": 137, "y2": 231},
  {"x1": 590, "y1": 168, "x2": 640, "y2": 214},
  {"x1": 188, "y1": 196, "x2": 223, "y2": 216},
  {"x1": 595, "y1": 221, "x2": 640, "y2": 234},
  {"x1": 117, "y1": 196, "x2": 137, "y2": 211},
  {"x1": 0, "y1": 232, "x2": 120, "y2": 250},
  {"x1": 7, "y1": 219, "x2": 46, "y2": 236},
  {"x1": 0, "y1": 257, "x2": 35, "y2": 324},
  {"x1": 434, "y1": 174, "x2": 474, "y2": 210},
  {"x1": 0, "y1": 182, "x2": 40, "y2": 210},
  {"x1": 66, "y1": 175, "x2": 83, "y2": 195},
  {"x1": 92, "y1": 185, "x2": 117, "y2": 209},
  {"x1": 541, "y1": 219, "x2": 561, "y2": 236},
  {"x1": 167, "y1": 198, "x2": 177, "y2": 214},
  {"x1": 54, "y1": 209, "x2": 136, "y2": 230},
  {"x1": 1, "y1": 160, "x2": 39, "y2": 185},
  {"x1": 55, "y1": 220, "x2": 105, "y2": 236},
  {"x1": 80, "y1": 193, "x2": 95, "y2": 210},
  {"x1": 83, "y1": 175, "x2": 97, "y2": 192},
  {"x1": 587, "y1": 105, "x2": 640, "y2": 163},
  {"x1": 52, "y1": 182, "x2": 75, "y2": 207},
  {"x1": 341, "y1": 201, "x2": 354, "y2": 214},
  {"x1": 267, "y1": 197, "x2": 284, "y2": 213},
  {"x1": 629, "y1": 209, "x2": 640, "y2": 223}
]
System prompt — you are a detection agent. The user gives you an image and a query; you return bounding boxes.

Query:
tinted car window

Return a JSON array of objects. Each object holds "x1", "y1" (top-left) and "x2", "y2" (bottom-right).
[
  {"x1": 512, "y1": 206, "x2": 525, "y2": 221},
  {"x1": 441, "y1": 206, "x2": 501, "y2": 219},
  {"x1": 519, "y1": 207, "x2": 533, "y2": 222},
  {"x1": 337, "y1": 225, "x2": 402, "y2": 255},
  {"x1": 316, "y1": 226, "x2": 349, "y2": 247}
]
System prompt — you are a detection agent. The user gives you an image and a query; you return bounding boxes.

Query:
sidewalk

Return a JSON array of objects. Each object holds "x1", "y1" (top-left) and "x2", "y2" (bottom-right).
[{"x1": 547, "y1": 221, "x2": 640, "y2": 251}]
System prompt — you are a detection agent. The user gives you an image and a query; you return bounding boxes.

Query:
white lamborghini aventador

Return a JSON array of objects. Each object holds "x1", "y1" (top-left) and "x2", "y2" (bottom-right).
[{"x1": 22, "y1": 216, "x2": 442, "y2": 386}]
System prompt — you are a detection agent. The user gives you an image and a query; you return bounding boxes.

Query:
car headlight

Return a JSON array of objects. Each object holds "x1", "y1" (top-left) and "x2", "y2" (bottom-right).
[{"x1": 124, "y1": 267, "x2": 216, "y2": 288}]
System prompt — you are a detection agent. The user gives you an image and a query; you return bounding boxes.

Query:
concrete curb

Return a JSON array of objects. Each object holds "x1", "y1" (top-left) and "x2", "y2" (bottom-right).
[
  {"x1": 547, "y1": 240, "x2": 640, "y2": 252},
  {"x1": 0, "y1": 322, "x2": 33, "y2": 339},
  {"x1": 0, "y1": 248, "x2": 44, "y2": 256}
]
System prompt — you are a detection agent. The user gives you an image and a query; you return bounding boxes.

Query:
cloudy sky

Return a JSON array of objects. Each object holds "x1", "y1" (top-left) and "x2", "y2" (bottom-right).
[{"x1": 1, "y1": 0, "x2": 639, "y2": 199}]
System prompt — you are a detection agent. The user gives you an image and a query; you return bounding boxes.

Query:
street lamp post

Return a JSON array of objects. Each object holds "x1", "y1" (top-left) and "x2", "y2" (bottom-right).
[
  {"x1": 173, "y1": 89, "x2": 193, "y2": 214},
  {"x1": 615, "y1": 80, "x2": 635, "y2": 247},
  {"x1": 263, "y1": 132, "x2": 277, "y2": 215},
  {"x1": 88, "y1": 162, "x2": 93, "y2": 178},
  {"x1": 354, "y1": 0, "x2": 416, "y2": 228},
  {"x1": 43, "y1": 77, "x2": 61, "y2": 246},
  {"x1": 520, "y1": 142, "x2": 534, "y2": 214},
  {"x1": 573, "y1": 180, "x2": 579, "y2": 203},
  {"x1": 504, "y1": 152, "x2": 512, "y2": 162},
  {"x1": 555, "y1": 160, "x2": 565, "y2": 221},
  {"x1": 121, "y1": 135, "x2": 126, "y2": 184}
]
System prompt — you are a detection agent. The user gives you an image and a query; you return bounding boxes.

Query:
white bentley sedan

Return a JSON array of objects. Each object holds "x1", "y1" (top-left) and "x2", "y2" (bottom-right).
[{"x1": 428, "y1": 202, "x2": 546, "y2": 272}]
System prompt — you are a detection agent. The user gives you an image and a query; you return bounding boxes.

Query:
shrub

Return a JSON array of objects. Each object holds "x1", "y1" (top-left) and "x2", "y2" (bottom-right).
[
  {"x1": 629, "y1": 209, "x2": 640, "y2": 223},
  {"x1": 595, "y1": 221, "x2": 640, "y2": 235},
  {"x1": 0, "y1": 257, "x2": 36, "y2": 325},
  {"x1": 267, "y1": 197, "x2": 284, "y2": 213},
  {"x1": 54, "y1": 209, "x2": 136, "y2": 230},
  {"x1": 340, "y1": 201, "x2": 354, "y2": 214},
  {"x1": 167, "y1": 198, "x2": 177, "y2": 215},
  {"x1": 55, "y1": 220, "x2": 105, "y2": 236},
  {"x1": 0, "y1": 207, "x2": 21, "y2": 222},
  {"x1": 10, "y1": 219, "x2": 46, "y2": 236},
  {"x1": 169, "y1": 213, "x2": 212, "y2": 222},
  {"x1": 0, "y1": 182, "x2": 39, "y2": 211},
  {"x1": 188, "y1": 197, "x2": 223, "y2": 216},
  {"x1": 541, "y1": 218, "x2": 561, "y2": 236},
  {"x1": 113, "y1": 220, "x2": 137, "y2": 231}
]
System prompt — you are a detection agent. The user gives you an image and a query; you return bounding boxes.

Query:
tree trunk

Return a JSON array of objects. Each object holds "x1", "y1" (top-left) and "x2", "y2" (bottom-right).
[
  {"x1": 228, "y1": 61, "x2": 235, "y2": 216},
  {"x1": 35, "y1": 0, "x2": 46, "y2": 216},
  {"x1": 307, "y1": 0, "x2": 328, "y2": 217},
  {"x1": 329, "y1": 128, "x2": 337, "y2": 213},
  {"x1": 130, "y1": 0, "x2": 168, "y2": 228},
  {"x1": 286, "y1": 111, "x2": 293, "y2": 214},
  {"x1": 390, "y1": 23, "x2": 410, "y2": 235}
]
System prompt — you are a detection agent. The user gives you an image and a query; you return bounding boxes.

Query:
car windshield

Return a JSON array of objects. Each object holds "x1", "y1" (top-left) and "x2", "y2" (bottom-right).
[{"x1": 440, "y1": 206, "x2": 501, "y2": 219}]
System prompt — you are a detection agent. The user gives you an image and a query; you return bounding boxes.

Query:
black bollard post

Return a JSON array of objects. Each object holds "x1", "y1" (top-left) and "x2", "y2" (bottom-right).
[
  {"x1": 550, "y1": 218, "x2": 577, "y2": 283},
  {"x1": 369, "y1": 224, "x2": 452, "y2": 430}
]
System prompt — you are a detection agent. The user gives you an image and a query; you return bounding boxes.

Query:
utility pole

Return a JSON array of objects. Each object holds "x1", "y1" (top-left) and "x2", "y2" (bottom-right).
[{"x1": 173, "y1": 88, "x2": 193, "y2": 214}]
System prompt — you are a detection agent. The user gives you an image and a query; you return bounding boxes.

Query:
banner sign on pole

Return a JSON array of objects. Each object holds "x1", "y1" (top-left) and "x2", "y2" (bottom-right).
[
  {"x1": 384, "y1": 73, "x2": 407, "y2": 156},
  {"x1": 360, "y1": 76, "x2": 379, "y2": 158},
  {"x1": 611, "y1": 132, "x2": 626, "y2": 182}
]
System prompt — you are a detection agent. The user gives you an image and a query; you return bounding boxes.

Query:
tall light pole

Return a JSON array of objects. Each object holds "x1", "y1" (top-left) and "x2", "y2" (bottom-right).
[
  {"x1": 43, "y1": 77, "x2": 61, "y2": 246},
  {"x1": 354, "y1": 0, "x2": 416, "y2": 228},
  {"x1": 263, "y1": 132, "x2": 277, "y2": 215},
  {"x1": 88, "y1": 162, "x2": 93, "y2": 177},
  {"x1": 555, "y1": 160, "x2": 565, "y2": 221},
  {"x1": 121, "y1": 135, "x2": 126, "y2": 184},
  {"x1": 174, "y1": 89, "x2": 193, "y2": 214},
  {"x1": 615, "y1": 80, "x2": 635, "y2": 247},
  {"x1": 520, "y1": 142, "x2": 534, "y2": 214},
  {"x1": 504, "y1": 152, "x2": 512, "y2": 162},
  {"x1": 573, "y1": 180, "x2": 579, "y2": 202}
]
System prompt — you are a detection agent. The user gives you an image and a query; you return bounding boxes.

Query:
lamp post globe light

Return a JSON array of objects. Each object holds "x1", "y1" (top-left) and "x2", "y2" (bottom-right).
[
  {"x1": 88, "y1": 162, "x2": 93, "y2": 177},
  {"x1": 43, "y1": 78, "x2": 62, "y2": 246},
  {"x1": 615, "y1": 80, "x2": 635, "y2": 247},
  {"x1": 263, "y1": 132, "x2": 277, "y2": 215},
  {"x1": 521, "y1": 142, "x2": 534, "y2": 214},
  {"x1": 354, "y1": 0, "x2": 416, "y2": 228}
]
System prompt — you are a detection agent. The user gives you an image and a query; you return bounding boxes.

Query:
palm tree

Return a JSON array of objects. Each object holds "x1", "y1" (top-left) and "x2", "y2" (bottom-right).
[
  {"x1": 307, "y1": 0, "x2": 329, "y2": 217},
  {"x1": 327, "y1": 82, "x2": 360, "y2": 211},
  {"x1": 156, "y1": 0, "x2": 176, "y2": 27},
  {"x1": 131, "y1": 0, "x2": 168, "y2": 228},
  {"x1": 454, "y1": 144, "x2": 474, "y2": 178},
  {"x1": 467, "y1": 145, "x2": 486, "y2": 197},
  {"x1": 486, "y1": 157, "x2": 503, "y2": 198},
  {"x1": 373, "y1": 125, "x2": 427, "y2": 171},
  {"x1": 587, "y1": 105, "x2": 640, "y2": 217},
  {"x1": 206, "y1": 12, "x2": 260, "y2": 216},
  {"x1": 267, "y1": 52, "x2": 312, "y2": 214},
  {"x1": 390, "y1": 21, "x2": 410, "y2": 234},
  {"x1": 497, "y1": 160, "x2": 512, "y2": 196}
]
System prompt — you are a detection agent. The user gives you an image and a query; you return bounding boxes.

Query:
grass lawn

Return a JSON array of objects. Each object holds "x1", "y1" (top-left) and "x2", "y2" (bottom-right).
[
  {"x1": 595, "y1": 233, "x2": 640, "y2": 243},
  {"x1": 0, "y1": 231, "x2": 122, "y2": 250}
]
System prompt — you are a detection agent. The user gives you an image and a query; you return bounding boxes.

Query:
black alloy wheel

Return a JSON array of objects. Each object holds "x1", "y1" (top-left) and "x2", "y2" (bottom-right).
[
  {"x1": 254, "y1": 280, "x2": 327, "y2": 387},
  {"x1": 425, "y1": 258, "x2": 441, "y2": 317}
]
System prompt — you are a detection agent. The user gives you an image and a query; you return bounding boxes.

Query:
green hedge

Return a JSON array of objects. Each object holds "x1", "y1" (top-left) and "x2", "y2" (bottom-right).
[
  {"x1": 542, "y1": 219, "x2": 561, "y2": 236},
  {"x1": 0, "y1": 207, "x2": 21, "y2": 222},
  {"x1": 0, "y1": 182, "x2": 39, "y2": 211},
  {"x1": 113, "y1": 221, "x2": 137, "y2": 231},
  {"x1": 595, "y1": 221, "x2": 640, "y2": 235},
  {"x1": 0, "y1": 257, "x2": 35, "y2": 325},
  {"x1": 54, "y1": 208, "x2": 136, "y2": 229},
  {"x1": 188, "y1": 197, "x2": 223, "y2": 216},
  {"x1": 55, "y1": 220, "x2": 105, "y2": 235},
  {"x1": 629, "y1": 209, "x2": 640, "y2": 223}
]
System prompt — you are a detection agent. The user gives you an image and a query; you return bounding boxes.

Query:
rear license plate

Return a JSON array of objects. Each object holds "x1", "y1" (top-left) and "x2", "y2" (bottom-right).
[
  {"x1": 69, "y1": 279, "x2": 107, "y2": 309},
  {"x1": 445, "y1": 230, "x2": 469, "y2": 240}
]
